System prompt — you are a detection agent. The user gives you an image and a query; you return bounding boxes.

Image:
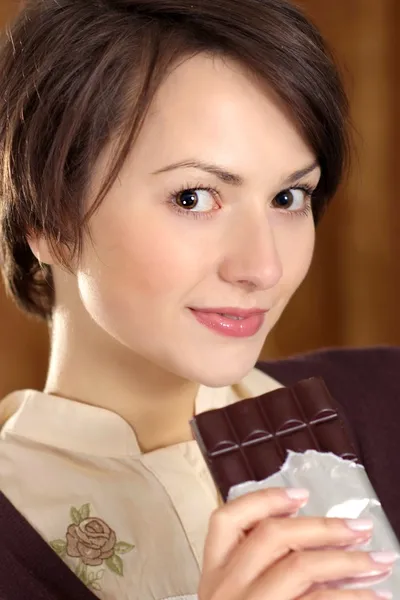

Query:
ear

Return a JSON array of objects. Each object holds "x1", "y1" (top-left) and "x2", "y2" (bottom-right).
[{"x1": 27, "y1": 235, "x2": 56, "y2": 266}]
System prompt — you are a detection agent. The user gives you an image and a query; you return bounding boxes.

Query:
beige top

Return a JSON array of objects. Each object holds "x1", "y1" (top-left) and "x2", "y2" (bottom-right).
[{"x1": 0, "y1": 368, "x2": 282, "y2": 600}]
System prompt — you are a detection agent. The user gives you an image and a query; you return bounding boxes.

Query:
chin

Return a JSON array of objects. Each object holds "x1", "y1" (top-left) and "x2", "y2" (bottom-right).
[{"x1": 181, "y1": 351, "x2": 261, "y2": 388}]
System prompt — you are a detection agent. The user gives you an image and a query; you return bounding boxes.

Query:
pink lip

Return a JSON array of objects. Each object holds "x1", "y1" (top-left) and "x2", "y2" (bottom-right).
[{"x1": 189, "y1": 307, "x2": 267, "y2": 338}]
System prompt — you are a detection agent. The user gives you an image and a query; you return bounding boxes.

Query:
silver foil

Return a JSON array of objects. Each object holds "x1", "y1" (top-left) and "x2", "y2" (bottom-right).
[{"x1": 228, "y1": 450, "x2": 400, "y2": 592}]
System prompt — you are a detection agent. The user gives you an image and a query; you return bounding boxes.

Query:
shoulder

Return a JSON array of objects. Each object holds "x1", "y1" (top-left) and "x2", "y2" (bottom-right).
[
  {"x1": 259, "y1": 347, "x2": 400, "y2": 535},
  {"x1": 259, "y1": 345, "x2": 400, "y2": 389}
]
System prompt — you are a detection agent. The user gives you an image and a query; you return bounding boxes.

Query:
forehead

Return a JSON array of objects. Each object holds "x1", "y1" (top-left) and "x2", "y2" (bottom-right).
[{"x1": 131, "y1": 53, "x2": 317, "y2": 179}]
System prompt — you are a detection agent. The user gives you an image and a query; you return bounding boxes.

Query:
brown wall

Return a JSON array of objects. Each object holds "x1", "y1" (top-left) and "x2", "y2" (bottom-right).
[{"x1": 1, "y1": 0, "x2": 399, "y2": 396}]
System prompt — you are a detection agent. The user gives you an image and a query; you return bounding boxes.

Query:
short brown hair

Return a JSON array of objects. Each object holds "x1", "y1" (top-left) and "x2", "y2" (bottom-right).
[{"x1": 0, "y1": 0, "x2": 349, "y2": 319}]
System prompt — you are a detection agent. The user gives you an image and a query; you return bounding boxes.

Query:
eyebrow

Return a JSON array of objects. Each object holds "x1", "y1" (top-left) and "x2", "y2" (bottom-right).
[{"x1": 152, "y1": 159, "x2": 320, "y2": 188}]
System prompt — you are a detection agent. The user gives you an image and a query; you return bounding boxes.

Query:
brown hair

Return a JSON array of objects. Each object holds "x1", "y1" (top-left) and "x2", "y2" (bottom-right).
[{"x1": 0, "y1": 0, "x2": 349, "y2": 319}]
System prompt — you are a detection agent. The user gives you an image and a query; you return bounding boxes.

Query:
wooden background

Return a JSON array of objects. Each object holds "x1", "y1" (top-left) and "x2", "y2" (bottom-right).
[{"x1": 1, "y1": 0, "x2": 400, "y2": 397}]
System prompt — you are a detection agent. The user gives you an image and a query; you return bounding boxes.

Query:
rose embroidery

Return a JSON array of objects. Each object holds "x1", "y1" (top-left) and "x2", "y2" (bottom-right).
[
  {"x1": 50, "y1": 504, "x2": 134, "y2": 594},
  {"x1": 67, "y1": 517, "x2": 116, "y2": 566}
]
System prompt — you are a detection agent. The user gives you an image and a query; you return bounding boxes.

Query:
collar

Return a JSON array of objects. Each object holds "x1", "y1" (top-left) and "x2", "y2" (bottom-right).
[{"x1": 0, "y1": 369, "x2": 282, "y2": 458}]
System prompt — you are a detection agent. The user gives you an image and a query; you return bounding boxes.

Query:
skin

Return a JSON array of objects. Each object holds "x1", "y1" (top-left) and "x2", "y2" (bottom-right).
[{"x1": 34, "y1": 53, "x2": 319, "y2": 451}]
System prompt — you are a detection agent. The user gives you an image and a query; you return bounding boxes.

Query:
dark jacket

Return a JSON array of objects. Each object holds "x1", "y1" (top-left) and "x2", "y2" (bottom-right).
[{"x1": 1, "y1": 347, "x2": 399, "y2": 599}]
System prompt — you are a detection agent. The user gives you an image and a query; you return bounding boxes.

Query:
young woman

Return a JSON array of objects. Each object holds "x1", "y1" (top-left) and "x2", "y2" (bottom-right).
[{"x1": 0, "y1": 0, "x2": 399, "y2": 599}]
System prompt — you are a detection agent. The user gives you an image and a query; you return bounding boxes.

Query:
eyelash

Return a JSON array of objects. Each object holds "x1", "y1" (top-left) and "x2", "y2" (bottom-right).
[
  {"x1": 283, "y1": 184, "x2": 315, "y2": 219},
  {"x1": 166, "y1": 182, "x2": 315, "y2": 220}
]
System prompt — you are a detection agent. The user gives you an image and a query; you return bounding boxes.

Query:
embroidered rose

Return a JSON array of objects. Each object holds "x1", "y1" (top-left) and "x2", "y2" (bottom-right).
[
  {"x1": 66, "y1": 517, "x2": 117, "y2": 566},
  {"x1": 50, "y1": 504, "x2": 134, "y2": 593}
]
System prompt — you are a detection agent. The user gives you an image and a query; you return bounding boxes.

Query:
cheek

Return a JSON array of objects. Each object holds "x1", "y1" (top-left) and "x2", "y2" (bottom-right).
[
  {"x1": 79, "y1": 204, "x2": 206, "y2": 306},
  {"x1": 277, "y1": 220, "x2": 315, "y2": 292}
]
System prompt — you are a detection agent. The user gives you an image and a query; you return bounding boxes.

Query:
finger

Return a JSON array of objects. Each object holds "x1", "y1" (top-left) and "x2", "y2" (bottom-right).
[
  {"x1": 300, "y1": 589, "x2": 392, "y2": 600},
  {"x1": 203, "y1": 488, "x2": 309, "y2": 572},
  {"x1": 309, "y1": 571, "x2": 392, "y2": 593},
  {"x1": 327, "y1": 569, "x2": 393, "y2": 588},
  {"x1": 249, "y1": 550, "x2": 396, "y2": 600},
  {"x1": 219, "y1": 517, "x2": 373, "y2": 588}
]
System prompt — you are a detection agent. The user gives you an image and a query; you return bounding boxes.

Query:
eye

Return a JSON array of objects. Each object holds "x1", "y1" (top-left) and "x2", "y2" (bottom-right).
[
  {"x1": 174, "y1": 188, "x2": 218, "y2": 212},
  {"x1": 272, "y1": 187, "x2": 311, "y2": 212}
]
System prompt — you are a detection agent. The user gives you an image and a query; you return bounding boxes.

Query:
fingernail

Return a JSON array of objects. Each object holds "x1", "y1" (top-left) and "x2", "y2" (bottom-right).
[
  {"x1": 376, "y1": 592, "x2": 393, "y2": 599},
  {"x1": 285, "y1": 488, "x2": 310, "y2": 501},
  {"x1": 358, "y1": 569, "x2": 393, "y2": 579},
  {"x1": 370, "y1": 551, "x2": 399, "y2": 565},
  {"x1": 345, "y1": 519, "x2": 374, "y2": 532}
]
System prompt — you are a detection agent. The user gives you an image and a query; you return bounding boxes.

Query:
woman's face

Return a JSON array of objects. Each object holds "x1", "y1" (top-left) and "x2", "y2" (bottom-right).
[{"x1": 77, "y1": 54, "x2": 319, "y2": 386}]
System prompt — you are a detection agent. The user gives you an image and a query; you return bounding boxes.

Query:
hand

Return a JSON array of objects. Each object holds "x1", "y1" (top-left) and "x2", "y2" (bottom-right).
[{"x1": 199, "y1": 488, "x2": 395, "y2": 600}]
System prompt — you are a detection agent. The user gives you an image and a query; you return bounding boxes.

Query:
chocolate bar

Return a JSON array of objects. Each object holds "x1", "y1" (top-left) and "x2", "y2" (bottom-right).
[{"x1": 191, "y1": 378, "x2": 359, "y2": 501}]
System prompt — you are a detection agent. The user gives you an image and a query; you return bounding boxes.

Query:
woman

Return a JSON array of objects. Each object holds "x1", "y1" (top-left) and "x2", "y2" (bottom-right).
[{"x1": 0, "y1": 0, "x2": 398, "y2": 598}]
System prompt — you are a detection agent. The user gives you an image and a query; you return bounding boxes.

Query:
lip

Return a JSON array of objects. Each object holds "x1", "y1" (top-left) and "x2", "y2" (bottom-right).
[{"x1": 189, "y1": 307, "x2": 268, "y2": 338}]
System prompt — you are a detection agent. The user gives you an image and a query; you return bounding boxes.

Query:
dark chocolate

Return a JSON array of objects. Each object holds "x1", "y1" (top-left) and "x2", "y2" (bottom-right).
[{"x1": 191, "y1": 377, "x2": 359, "y2": 501}]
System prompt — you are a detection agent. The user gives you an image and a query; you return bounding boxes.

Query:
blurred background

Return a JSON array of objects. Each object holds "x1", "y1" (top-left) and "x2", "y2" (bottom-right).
[{"x1": 1, "y1": 0, "x2": 400, "y2": 397}]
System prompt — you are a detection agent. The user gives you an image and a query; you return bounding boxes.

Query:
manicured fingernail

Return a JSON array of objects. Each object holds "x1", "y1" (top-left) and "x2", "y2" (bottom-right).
[
  {"x1": 376, "y1": 592, "x2": 392, "y2": 599},
  {"x1": 285, "y1": 488, "x2": 310, "y2": 501},
  {"x1": 370, "y1": 551, "x2": 399, "y2": 565},
  {"x1": 345, "y1": 519, "x2": 374, "y2": 532}
]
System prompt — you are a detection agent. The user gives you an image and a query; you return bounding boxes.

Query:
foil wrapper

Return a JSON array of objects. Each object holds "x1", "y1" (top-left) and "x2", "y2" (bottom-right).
[{"x1": 228, "y1": 450, "x2": 400, "y2": 593}]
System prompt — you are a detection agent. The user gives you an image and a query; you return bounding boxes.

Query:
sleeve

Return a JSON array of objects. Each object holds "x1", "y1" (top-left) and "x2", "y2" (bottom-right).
[{"x1": 0, "y1": 490, "x2": 97, "y2": 599}]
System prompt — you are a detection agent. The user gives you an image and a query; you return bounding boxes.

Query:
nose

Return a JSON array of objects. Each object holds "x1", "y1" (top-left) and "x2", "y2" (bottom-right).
[{"x1": 218, "y1": 212, "x2": 283, "y2": 292}]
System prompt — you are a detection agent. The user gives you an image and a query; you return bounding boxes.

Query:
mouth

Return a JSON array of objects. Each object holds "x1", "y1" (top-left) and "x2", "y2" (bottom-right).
[{"x1": 188, "y1": 307, "x2": 268, "y2": 338}]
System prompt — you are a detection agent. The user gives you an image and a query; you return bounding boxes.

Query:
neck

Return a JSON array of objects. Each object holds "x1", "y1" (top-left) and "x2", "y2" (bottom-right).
[{"x1": 45, "y1": 307, "x2": 199, "y2": 452}]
